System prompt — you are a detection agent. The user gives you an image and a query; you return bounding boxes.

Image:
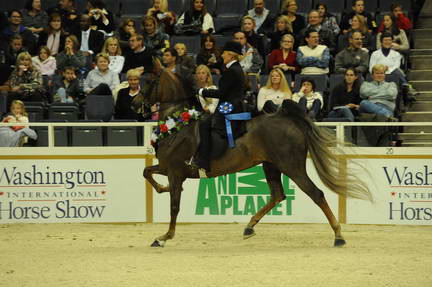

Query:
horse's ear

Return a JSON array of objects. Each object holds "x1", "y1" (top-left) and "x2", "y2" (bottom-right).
[{"x1": 153, "y1": 57, "x2": 163, "y2": 75}]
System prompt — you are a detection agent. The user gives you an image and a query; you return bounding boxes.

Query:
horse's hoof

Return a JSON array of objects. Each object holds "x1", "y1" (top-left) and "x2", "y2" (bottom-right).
[
  {"x1": 151, "y1": 240, "x2": 165, "y2": 247},
  {"x1": 334, "y1": 238, "x2": 346, "y2": 247},
  {"x1": 243, "y1": 227, "x2": 256, "y2": 240}
]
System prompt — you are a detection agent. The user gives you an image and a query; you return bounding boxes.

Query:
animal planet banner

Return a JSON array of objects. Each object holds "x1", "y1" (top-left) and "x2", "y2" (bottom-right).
[
  {"x1": 0, "y1": 159, "x2": 147, "y2": 223},
  {"x1": 152, "y1": 160, "x2": 339, "y2": 223},
  {"x1": 347, "y1": 159, "x2": 432, "y2": 225}
]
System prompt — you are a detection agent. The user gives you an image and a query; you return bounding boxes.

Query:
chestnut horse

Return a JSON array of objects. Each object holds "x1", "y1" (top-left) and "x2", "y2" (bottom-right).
[{"x1": 144, "y1": 69, "x2": 372, "y2": 247}]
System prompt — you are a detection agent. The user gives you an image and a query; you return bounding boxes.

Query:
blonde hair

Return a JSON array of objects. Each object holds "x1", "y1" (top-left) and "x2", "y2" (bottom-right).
[
  {"x1": 265, "y1": 68, "x2": 292, "y2": 97},
  {"x1": 372, "y1": 64, "x2": 386, "y2": 74},
  {"x1": 241, "y1": 15, "x2": 256, "y2": 28},
  {"x1": 95, "y1": 53, "x2": 110, "y2": 63},
  {"x1": 150, "y1": 0, "x2": 168, "y2": 12},
  {"x1": 174, "y1": 43, "x2": 187, "y2": 54},
  {"x1": 352, "y1": 14, "x2": 368, "y2": 34},
  {"x1": 126, "y1": 68, "x2": 142, "y2": 79},
  {"x1": 102, "y1": 37, "x2": 122, "y2": 56},
  {"x1": 195, "y1": 65, "x2": 213, "y2": 87},
  {"x1": 10, "y1": 100, "x2": 28, "y2": 117},
  {"x1": 142, "y1": 15, "x2": 158, "y2": 32},
  {"x1": 280, "y1": 34, "x2": 294, "y2": 50},
  {"x1": 16, "y1": 52, "x2": 33, "y2": 69},
  {"x1": 274, "y1": 15, "x2": 293, "y2": 33}
]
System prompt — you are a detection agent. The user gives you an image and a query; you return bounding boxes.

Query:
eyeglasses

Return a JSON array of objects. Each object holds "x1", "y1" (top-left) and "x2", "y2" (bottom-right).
[{"x1": 282, "y1": 40, "x2": 293, "y2": 43}]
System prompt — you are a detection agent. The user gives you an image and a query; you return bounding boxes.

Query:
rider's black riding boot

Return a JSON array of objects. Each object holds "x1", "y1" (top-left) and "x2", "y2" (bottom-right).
[{"x1": 194, "y1": 117, "x2": 212, "y2": 172}]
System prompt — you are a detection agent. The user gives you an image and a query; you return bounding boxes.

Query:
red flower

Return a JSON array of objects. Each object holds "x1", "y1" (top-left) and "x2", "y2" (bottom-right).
[
  {"x1": 160, "y1": 124, "x2": 168, "y2": 133},
  {"x1": 181, "y1": 112, "x2": 191, "y2": 122}
]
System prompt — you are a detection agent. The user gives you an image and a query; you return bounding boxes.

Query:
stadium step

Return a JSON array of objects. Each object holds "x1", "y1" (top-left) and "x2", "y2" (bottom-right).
[
  {"x1": 413, "y1": 28, "x2": 432, "y2": 38},
  {"x1": 416, "y1": 91, "x2": 432, "y2": 101},
  {"x1": 413, "y1": 38, "x2": 432, "y2": 49},
  {"x1": 398, "y1": 132, "x2": 432, "y2": 141},
  {"x1": 408, "y1": 70, "x2": 432, "y2": 80},
  {"x1": 409, "y1": 101, "x2": 432, "y2": 111},
  {"x1": 402, "y1": 125, "x2": 432, "y2": 133},
  {"x1": 401, "y1": 111, "x2": 432, "y2": 121},
  {"x1": 409, "y1": 80, "x2": 432, "y2": 91},
  {"x1": 410, "y1": 55, "x2": 432, "y2": 69},
  {"x1": 410, "y1": 49, "x2": 432, "y2": 56},
  {"x1": 401, "y1": 141, "x2": 432, "y2": 147}
]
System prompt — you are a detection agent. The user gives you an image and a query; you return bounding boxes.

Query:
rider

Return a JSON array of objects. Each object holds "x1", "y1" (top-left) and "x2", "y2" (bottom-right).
[{"x1": 191, "y1": 40, "x2": 246, "y2": 174}]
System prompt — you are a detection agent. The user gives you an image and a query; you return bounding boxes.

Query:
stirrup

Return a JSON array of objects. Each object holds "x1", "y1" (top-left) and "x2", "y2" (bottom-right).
[{"x1": 198, "y1": 168, "x2": 208, "y2": 178}]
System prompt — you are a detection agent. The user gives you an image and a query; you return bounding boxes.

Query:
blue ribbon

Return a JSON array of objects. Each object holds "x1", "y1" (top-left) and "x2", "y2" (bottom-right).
[{"x1": 218, "y1": 102, "x2": 251, "y2": 148}]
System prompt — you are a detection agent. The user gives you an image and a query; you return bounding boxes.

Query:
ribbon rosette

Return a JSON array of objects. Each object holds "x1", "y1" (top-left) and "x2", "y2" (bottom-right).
[{"x1": 218, "y1": 102, "x2": 251, "y2": 148}]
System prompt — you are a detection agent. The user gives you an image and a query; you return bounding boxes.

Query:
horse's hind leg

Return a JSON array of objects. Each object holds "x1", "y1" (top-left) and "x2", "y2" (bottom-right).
[
  {"x1": 243, "y1": 162, "x2": 286, "y2": 239},
  {"x1": 286, "y1": 168, "x2": 345, "y2": 247},
  {"x1": 143, "y1": 165, "x2": 169, "y2": 193}
]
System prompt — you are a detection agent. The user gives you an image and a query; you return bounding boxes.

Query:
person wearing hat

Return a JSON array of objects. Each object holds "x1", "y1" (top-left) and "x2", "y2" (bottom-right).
[{"x1": 191, "y1": 40, "x2": 246, "y2": 174}]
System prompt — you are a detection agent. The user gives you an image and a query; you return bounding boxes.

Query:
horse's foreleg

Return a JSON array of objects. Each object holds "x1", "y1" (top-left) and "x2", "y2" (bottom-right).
[
  {"x1": 244, "y1": 162, "x2": 286, "y2": 239},
  {"x1": 143, "y1": 165, "x2": 169, "y2": 193},
  {"x1": 151, "y1": 175, "x2": 185, "y2": 247}
]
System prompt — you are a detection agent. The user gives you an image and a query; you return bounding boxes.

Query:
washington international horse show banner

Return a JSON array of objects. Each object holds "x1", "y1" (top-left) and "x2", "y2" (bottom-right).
[
  {"x1": 0, "y1": 149, "x2": 431, "y2": 225},
  {"x1": 0, "y1": 158, "x2": 147, "y2": 223}
]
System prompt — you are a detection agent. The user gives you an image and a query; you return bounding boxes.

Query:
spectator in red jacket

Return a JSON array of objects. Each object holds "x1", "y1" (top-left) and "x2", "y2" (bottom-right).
[{"x1": 378, "y1": 4, "x2": 413, "y2": 32}]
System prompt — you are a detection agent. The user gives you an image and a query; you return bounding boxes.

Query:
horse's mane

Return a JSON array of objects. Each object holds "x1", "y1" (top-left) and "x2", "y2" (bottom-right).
[{"x1": 160, "y1": 68, "x2": 200, "y2": 110}]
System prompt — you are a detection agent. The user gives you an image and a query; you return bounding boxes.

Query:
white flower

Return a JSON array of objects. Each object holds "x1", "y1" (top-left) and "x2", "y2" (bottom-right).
[
  {"x1": 151, "y1": 132, "x2": 158, "y2": 142},
  {"x1": 166, "y1": 118, "x2": 177, "y2": 130},
  {"x1": 188, "y1": 108, "x2": 200, "y2": 118}
]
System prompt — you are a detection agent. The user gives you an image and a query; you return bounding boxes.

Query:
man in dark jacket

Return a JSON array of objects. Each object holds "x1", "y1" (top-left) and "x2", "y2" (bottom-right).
[
  {"x1": 75, "y1": 14, "x2": 104, "y2": 56},
  {"x1": 122, "y1": 34, "x2": 154, "y2": 74},
  {"x1": 192, "y1": 41, "x2": 246, "y2": 174}
]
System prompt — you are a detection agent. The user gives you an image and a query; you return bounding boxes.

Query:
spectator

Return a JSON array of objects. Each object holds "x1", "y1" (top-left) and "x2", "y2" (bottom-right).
[
  {"x1": 86, "y1": 0, "x2": 115, "y2": 35},
  {"x1": 174, "y1": 43, "x2": 195, "y2": 71},
  {"x1": 257, "y1": 68, "x2": 292, "y2": 113},
  {"x1": 268, "y1": 33, "x2": 298, "y2": 78},
  {"x1": 196, "y1": 35, "x2": 223, "y2": 74},
  {"x1": 280, "y1": 0, "x2": 306, "y2": 37},
  {"x1": 369, "y1": 32, "x2": 417, "y2": 104},
  {"x1": 327, "y1": 68, "x2": 362, "y2": 121},
  {"x1": 1, "y1": 10, "x2": 37, "y2": 55},
  {"x1": 195, "y1": 64, "x2": 218, "y2": 114},
  {"x1": 267, "y1": 15, "x2": 294, "y2": 52},
  {"x1": 0, "y1": 100, "x2": 37, "y2": 147},
  {"x1": 101, "y1": 37, "x2": 124, "y2": 75},
  {"x1": 340, "y1": 14, "x2": 374, "y2": 52},
  {"x1": 241, "y1": 16, "x2": 266, "y2": 58},
  {"x1": 299, "y1": 10, "x2": 335, "y2": 54},
  {"x1": 7, "y1": 51, "x2": 44, "y2": 104},
  {"x1": 21, "y1": 0, "x2": 48, "y2": 36},
  {"x1": 161, "y1": 47, "x2": 177, "y2": 72},
  {"x1": 296, "y1": 29, "x2": 330, "y2": 75},
  {"x1": 55, "y1": 35, "x2": 86, "y2": 71},
  {"x1": 377, "y1": 3, "x2": 412, "y2": 32},
  {"x1": 84, "y1": 53, "x2": 119, "y2": 95},
  {"x1": 359, "y1": 64, "x2": 398, "y2": 121},
  {"x1": 47, "y1": 0, "x2": 80, "y2": 36},
  {"x1": 175, "y1": 0, "x2": 214, "y2": 35},
  {"x1": 315, "y1": 2, "x2": 340, "y2": 35},
  {"x1": 51, "y1": 66, "x2": 83, "y2": 103},
  {"x1": 37, "y1": 13, "x2": 66, "y2": 56},
  {"x1": 0, "y1": 35, "x2": 27, "y2": 85},
  {"x1": 115, "y1": 68, "x2": 154, "y2": 121},
  {"x1": 122, "y1": 34, "x2": 154, "y2": 74},
  {"x1": 146, "y1": 0, "x2": 176, "y2": 35},
  {"x1": 75, "y1": 14, "x2": 104, "y2": 56},
  {"x1": 335, "y1": 31, "x2": 369, "y2": 75},
  {"x1": 292, "y1": 77, "x2": 323, "y2": 119},
  {"x1": 246, "y1": 0, "x2": 274, "y2": 34},
  {"x1": 376, "y1": 14, "x2": 409, "y2": 53},
  {"x1": 142, "y1": 16, "x2": 170, "y2": 59},
  {"x1": 32, "y1": 46, "x2": 56, "y2": 76},
  {"x1": 340, "y1": 0, "x2": 377, "y2": 34},
  {"x1": 116, "y1": 18, "x2": 136, "y2": 52},
  {"x1": 233, "y1": 31, "x2": 263, "y2": 74}
]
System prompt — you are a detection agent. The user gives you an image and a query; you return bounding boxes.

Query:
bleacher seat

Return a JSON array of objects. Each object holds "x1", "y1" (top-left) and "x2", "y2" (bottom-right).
[
  {"x1": 48, "y1": 103, "x2": 80, "y2": 121},
  {"x1": 25, "y1": 105, "x2": 45, "y2": 122},
  {"x1": 380, "y1": 0, "x2": 412, "y2": 12},
  {"x1": 294, "y1": 74, "x2": 328, "y2": 93},
  {"x1": 106, "y1": 120, "x2": 139, "y2": 146},
  {"x1": 329, "y1": 74, "x2": 345, "y2": 94},
  {"x1": 71, "y1": 121, "x2": 104, "y2": 146},
  {"x1": 364, "y1": 0, "x2": 378, "y2": 13},
  {"x1": 34, "y1": 120, "x2": 68, "y2": 147},
  {"x1": 212, "y1": 34, "x2": 232, "y2": 48},
  {"x1": 169, "y1": 0, "x2": 186, "y2": 15},
  {"x1": 297, "y1": 0, "x2": 313, "y2": 13},
  {"x1": 0, "y1": 94, "x2": 7, "y2": 116},
  {"x1": 85, "y1": 95, "x2": 114, "y2": 122},
  {"x1": 312, "y1": 0, "x2": 346, "y2": 13},
  {"x1": 247, "y1": 0, "x2": 282, "y2": 12},
  {"x1": 214, "y1": 0, "x2": 248, "y2": 33},
  {"x1": 120, "y1": 0, "x2": 152, "y2": 16}
]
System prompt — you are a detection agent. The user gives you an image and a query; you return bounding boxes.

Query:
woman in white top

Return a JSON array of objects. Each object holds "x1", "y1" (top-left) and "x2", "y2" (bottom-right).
[
  {"x1": 257, "y1": 68, "x2": 292, "y2": 113},
  {"x1": 101, "y1": 37, "x2": 125, "y2": 75},
  {"x1": 84, "y1": 53, "x2": 120, "y2": 95},
  {"x1": 175, "y1": 0, "x2": 214, "y2": 35},
  {"x1": 195, "y1": 65, "x2": 218, "y2": 113}
]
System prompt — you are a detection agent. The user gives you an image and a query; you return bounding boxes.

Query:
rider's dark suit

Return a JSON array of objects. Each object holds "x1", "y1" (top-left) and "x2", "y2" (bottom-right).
[{"x1": 195, "y1": 60, "x2": 246, "y2": 171}]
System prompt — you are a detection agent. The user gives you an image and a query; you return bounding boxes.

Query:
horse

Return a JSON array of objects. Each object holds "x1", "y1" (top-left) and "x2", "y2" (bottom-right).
[{"x1": 143, "y1": 68, "x2": 372, "y2": 248}]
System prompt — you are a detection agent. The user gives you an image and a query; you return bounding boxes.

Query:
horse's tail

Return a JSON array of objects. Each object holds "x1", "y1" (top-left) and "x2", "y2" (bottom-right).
[{"x1": 279, "y1": 100, "x2": 373, "y2": 201}]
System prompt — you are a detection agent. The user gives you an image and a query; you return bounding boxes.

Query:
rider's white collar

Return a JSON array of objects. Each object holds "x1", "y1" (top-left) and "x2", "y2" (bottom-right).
[{"x1": 226, "y1": 60, "x2": 237, "y2": 69}]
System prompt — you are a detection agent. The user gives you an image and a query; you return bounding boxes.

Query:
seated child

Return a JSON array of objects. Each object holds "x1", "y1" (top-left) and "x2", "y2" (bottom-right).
[{"x1": 51, "y1": 66, "x2": 83, "y2": 103}]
